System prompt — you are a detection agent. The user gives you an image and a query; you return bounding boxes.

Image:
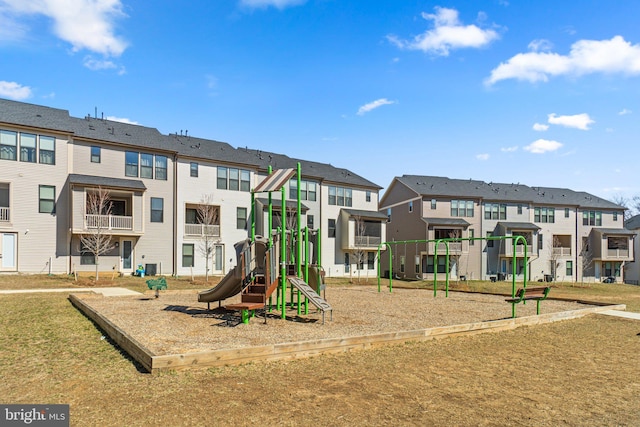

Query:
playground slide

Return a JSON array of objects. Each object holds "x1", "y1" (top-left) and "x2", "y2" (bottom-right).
[{"x1": 197, "y1": 266, "x2": 242, "y2": 303}]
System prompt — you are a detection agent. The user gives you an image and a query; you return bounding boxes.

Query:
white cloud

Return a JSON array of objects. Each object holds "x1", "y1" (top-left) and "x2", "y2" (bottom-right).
[
  {"x1": 206, "y1": 74, "x2": 218, "y2": 90},
  {"x1": 239, "y1": 0, "x2": 306, "y2": 9},
  {"x1": 528, "y1": 39, "x2": 553, "y2": 52},
  {"x1": 0, "y1": 81, "x2": 32, "y2": 100},
  {"x1": 501, "y1": 146, "x2": 518, "y2": 152},
  {"x1": 106, "y1": 116, "x2": 139, "y2": 125},
  {"x1": 532, "y1": 123, "x2": 549, "y2": 131},
  {"x1": 476, "y1": 153, "x2": 490, "y2": 160},
  {"x1": 548, "y1": 113, "x2": 594, "y2": 130},
  {"x1": 387, "y1": 6, "x2": 499, "y2": 56},
  {"x1": 357, "y1": 98, "x2": 396, "y2": 116},
  {"x1": 523, "y1": 139, "x2": 562, "y2": 154},
  {"x1": 486, "y1": 36, "x2": 640, "y2": 85},
  {"x1": 1, "y1": 0, "x2": 128, "y2": 56},
  {"x1": 619, "y1": 108, "x2": 632, "y2": 115}
]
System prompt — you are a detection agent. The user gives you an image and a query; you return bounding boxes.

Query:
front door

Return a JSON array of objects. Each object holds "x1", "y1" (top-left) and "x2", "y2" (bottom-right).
[
  {"x1": 121, "y1": 239, "x2": 133, "y2": 274},
  {"x1": 0, "y1": 233, "x2": 17, "y2": 271}
]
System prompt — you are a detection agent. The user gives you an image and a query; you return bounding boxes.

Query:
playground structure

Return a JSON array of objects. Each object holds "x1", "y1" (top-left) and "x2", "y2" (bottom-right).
[
  {"x1": 377, "y1": 235, "x2": 534, "y2": 318},
  {"x1": 198, "y1": 164, "x2": 332, "y2": 324}
]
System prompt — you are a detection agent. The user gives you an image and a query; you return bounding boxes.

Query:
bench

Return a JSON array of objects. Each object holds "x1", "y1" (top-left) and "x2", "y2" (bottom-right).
[
  {"x1": 146, "y1": 276, "x2": 167, "y2": 298},
  {"x1": 505, "y1": 286, "x2": 551, "y2": 315}
]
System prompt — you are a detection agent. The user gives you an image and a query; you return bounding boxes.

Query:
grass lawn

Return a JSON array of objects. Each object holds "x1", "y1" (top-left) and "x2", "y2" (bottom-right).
[{"x1": 1, "y1": 275, "x2": 639, "y2": 426}]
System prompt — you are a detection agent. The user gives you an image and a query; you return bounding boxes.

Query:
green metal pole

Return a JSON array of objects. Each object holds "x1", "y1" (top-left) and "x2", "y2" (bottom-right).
[
  {"x1": 297, "y1": 162, "x2": 302, "y2": 278},
  {"x1": 388, "y1": 244, "x2": 393, "y2": 292},
  {"x1": 377, "y1": 243, "x2": 382, "y2": 292},
  {"x1": 512, "y1": 236, "x2": 518, "y2": 318},
  {"x1": 268, "y1": 166, "x2": 273, "y2": 248},
  {"x1": 281, "y1": 187, "x2": 287, "y2": 319},
  {"x1": 317, "y1": 227, "x2": 322, "y2": 295},
  {"x1": 304, "y1": 227, "x2": 309, "y2": 314}
]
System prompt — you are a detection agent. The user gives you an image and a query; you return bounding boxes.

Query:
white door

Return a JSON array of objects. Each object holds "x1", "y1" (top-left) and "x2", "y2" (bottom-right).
[
  {"x1": 121, "y1": 239, "x2": 133, "y2": 274},
  {"x1": 0, "y1": 233, "x2": 17, "y2": 271}
]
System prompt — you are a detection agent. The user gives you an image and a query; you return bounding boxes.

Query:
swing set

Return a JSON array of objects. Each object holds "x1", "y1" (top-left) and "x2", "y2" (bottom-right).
[{"x1": 376, "y1": 235, "x2": 529, "y2": 318}]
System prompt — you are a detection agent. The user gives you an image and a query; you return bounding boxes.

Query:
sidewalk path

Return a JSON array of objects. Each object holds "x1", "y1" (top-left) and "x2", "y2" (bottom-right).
[
  {"x1": 598, "y1": 310, "x2": 640, "y2": 320},
  {"x1": 0, "y1": 288, "x2": 142, "y2": 297}
]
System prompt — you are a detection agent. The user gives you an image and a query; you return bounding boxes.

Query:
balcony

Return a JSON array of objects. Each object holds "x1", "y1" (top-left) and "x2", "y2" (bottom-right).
[
  {"x1": 552, "y1": 247, "x2": 572, "y2": 256},
  {"x1": 429, "y1": 241, "x2": 463, "y2": 253},
  {"x1": 607, "y1": 248, "x2": 629, "y2": 258},
  {"x1": 502, "y1": 244, "x2": 533, "y2": 257},
  {"x1": 185, "y1": 223, "x2": 221, "y2": 237},
  {"x1": 85, "y1": 214, "x2": 133, "y2": 230},
  {"x1": 0, "y1": 207, "x2": 8, "y2": 222},
  {"x1": 354, "y1": 235, "x2": 381, "y2": 247}
]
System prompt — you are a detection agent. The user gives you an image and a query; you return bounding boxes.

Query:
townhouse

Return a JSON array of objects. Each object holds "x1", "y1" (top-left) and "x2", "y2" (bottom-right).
[
  {"x1": 380, "y1": 175, "x2": 632, "y2": 283},
  {"x1": 0, "y1": 98, "x2": 384, "y2": 277},
  {"x1": 624, "y1": 214, "x2": 640, "y2": 285}
]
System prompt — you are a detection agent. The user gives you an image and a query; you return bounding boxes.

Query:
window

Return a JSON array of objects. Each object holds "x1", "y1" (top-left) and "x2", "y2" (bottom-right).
[
  {"x1": 328, "y1": 219, "x2": 336, "y2": 238},
  {"x1": 217, "y1": 167, "x2": 227, "y2": 189},
  {"x1": 91, "y1": 146, "x2": 101, "y2": 163},
  {"x1": 368, "y1": 252, "x2": 375, "y2": 270},
  {"x1": 190, "y1": 162, "x2": 198, "y2": 177},
  {"x1": 229, "y1": 168, "x2": 239, "y2": 191},
  {"x1": 140, "y1": 154, "x2": 153, "y2": 179},
  {"x1": 386, "y1": 208, "x2": 391, "y2": 223},
  {"x1": 20, "y1": 133, "x2": 36, "y2": 162},
  {"x1": 613, "y1": 212, "x2": 618, "y2": 222},
  {"x1": 538, "y1": 233, "x2": 543, "y2": 250},
  {"x1": 125, "y1": 151, "x2": 138, "y2": 177},
  {"x1": 583, "y1": 210, "x2": 602, "y2": 226},
  {"x1": 431, "y1": 199, "x2": 437, "y2": 210},
  {"x1": 400, "y1": 256, "x2": 405, "y2": 274},
  {"x1": 484, "y1": 203, "x2": 506, "y2": 220},
  {"x1": 566, "y1": 260, "x2": 573, "y2": 276},
  {"x1": 565, "y1": 208, "x2": 570, "y2": 218},
  {"x1": 426, "y1": 256, "x2": 447, "y2": 274},
  {"x1": 182, "y1": 244, "x2": 194, "y2": 267},
  {"x1": 534, "y1": 207, "x2": 555, "y2": 223},
  {"x1": 39, "y1": 185, "x2": 55, "y2": 213},
  {"x1": 150, "y1": 197, "x2": 163, "y2": 223},
  {"x1": 237, "y1": 207, "x2": 247, "y2": 229},
  {"x1": 240, "y1": 170, "x2": 250, "y2": 191},
  {"x1": 409, "y1": 201, "x2": 413, "y2": 212},
  {"x1": 328, "y1": 186, "x2": 352, "y2": 206},
  {"x1": 155, "y1": 155, "x2": 167, "y2": 180},
  {"x1": 486, "y1": 232, "x2": 494, "y2": 248},
  {"x1": 290, "y1": 179, "x2": 317, "y2": 201},
  {"x1": 39, "y1": 135, "x2": 55, "y2": 165},
  {"x1": 451, "y1": 200, "x2": 474, "y2": 217},
  {"x1": 366, "y1": 191, "x2": 371, "y2": 202},
  {"x1": 469, "y1": 229, "x2": 475, "y2": 245},
  {"x1": 307, "y1": 214, "x2": 314, "y2": 229},
  {"x1": 517, "y1": 205, "x2": 523, "y2": 215},
  {"x1": 0, "y1": 130, "x2": 17, "y2": 160},
  {"x1": 80, "y1": 241, "x2": 95, "y2": 265}
]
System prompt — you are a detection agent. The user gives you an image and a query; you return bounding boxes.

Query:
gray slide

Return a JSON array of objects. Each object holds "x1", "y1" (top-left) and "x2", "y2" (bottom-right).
[{"x1": 197, "y1": 265, "x2": 242, "y2": 303}]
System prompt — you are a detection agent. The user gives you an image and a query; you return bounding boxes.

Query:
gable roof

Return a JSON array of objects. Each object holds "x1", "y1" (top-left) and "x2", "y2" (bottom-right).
[
  {"x1": 0, "y1": 98, "x2": 381, "y2": 190},
  {"x1": 391, "y1": 175, "x2": 623, "y2": 210}
]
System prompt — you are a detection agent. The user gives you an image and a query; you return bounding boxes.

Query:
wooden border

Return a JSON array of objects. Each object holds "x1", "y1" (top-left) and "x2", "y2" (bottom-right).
[{"x1": 69, "y1": 293, "x2": 625, "y2": 374}]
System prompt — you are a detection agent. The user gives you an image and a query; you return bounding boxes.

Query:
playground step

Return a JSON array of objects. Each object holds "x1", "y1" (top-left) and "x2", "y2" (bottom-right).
[
  {"x1": 247, "y1": 284, "x2": 266, "y2": 294},
  {"x1": 226, "y1": 302, "x2": 265, "y2": 311},
  {"x1": 254, "y1": 274, "x2": 266, "y2": 284},
  {"x1": 242, "y1": 293, "x2": 266, "y2": 304}
]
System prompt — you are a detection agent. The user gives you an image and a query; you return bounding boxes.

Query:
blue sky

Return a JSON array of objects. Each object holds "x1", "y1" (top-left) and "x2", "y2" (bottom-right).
[{"x1": 1, "y1": 0, "x2": 640, "y2": 200}]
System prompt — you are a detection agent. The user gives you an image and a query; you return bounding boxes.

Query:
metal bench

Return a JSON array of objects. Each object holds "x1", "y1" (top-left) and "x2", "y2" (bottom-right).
[{"x1": 505, "y1": 286, "x2": 551, "y2": 315}]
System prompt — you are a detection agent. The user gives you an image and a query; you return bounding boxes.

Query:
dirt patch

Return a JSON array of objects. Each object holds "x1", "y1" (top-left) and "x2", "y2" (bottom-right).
[{"x1": 74, "y1": 286, "x2": 591, "y2": 356}]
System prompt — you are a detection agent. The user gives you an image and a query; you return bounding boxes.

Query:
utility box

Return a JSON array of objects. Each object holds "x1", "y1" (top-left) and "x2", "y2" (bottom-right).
[{"x1": 145, "y1": 263, "x2": 157, "y2": 276}]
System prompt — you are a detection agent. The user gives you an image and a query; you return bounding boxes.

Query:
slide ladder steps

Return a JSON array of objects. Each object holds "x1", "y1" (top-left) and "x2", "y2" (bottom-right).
[{"x1": 287, "y1": 277, "x2": 333, "y2": 323}]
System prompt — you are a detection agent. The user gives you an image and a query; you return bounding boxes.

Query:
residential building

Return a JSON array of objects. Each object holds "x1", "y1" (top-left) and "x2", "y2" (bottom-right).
[
  {"x1": 0, "y1": 98, "x2": 383, "y2": 277},
  {"x1": 623, "y1": 214, "x2": 640, "y2": 285},
  {"x1": 380, "y1": 175, "x2": 631, "y2": 283}
]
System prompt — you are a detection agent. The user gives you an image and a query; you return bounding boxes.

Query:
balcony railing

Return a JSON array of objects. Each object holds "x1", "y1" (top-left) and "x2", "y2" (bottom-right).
[
  {"x1": 354, "y1": 235, "x2": 381, "y2": 247},
  {"x1": 607, "y1": 248, "x2": 629, "y2": 258},
  {"x1": 185, "y1": 223, "x2": 221, "y2": 237},
  {"x1": 552, "y1": 247, "x2": 572, "y2": 256},
  {"x1": 505, "y1": 245, "x2": 533, "y2": 256},
  {"x1": 430, "y1": 242, "x2": 463, "y2": 253},
  {"x1": 85, "y1": 214, "x2": 133, "y2": 230},
  {"x1": 0, "y1": 207, "x2": 8, "y2": 222}
]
